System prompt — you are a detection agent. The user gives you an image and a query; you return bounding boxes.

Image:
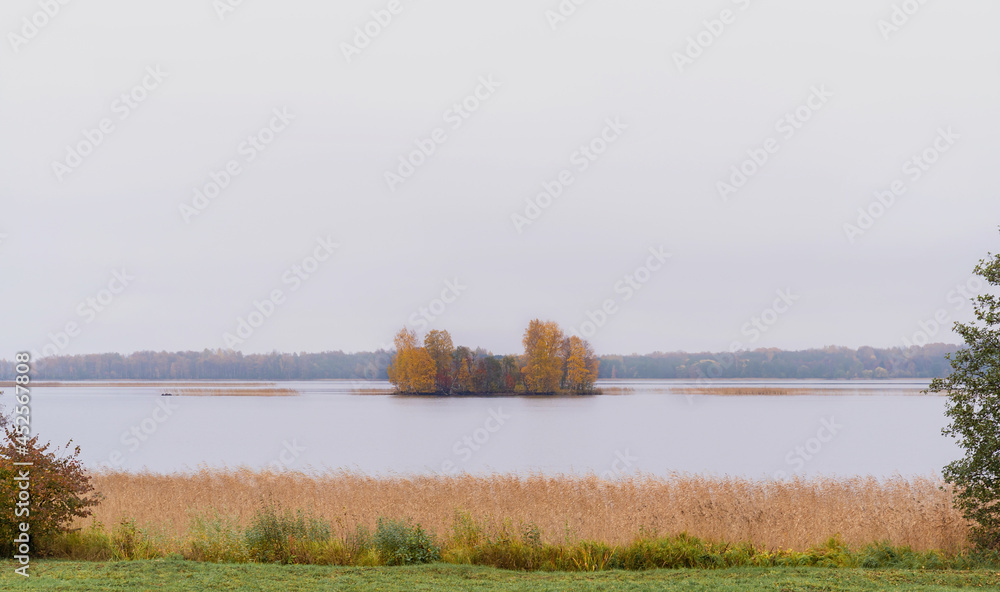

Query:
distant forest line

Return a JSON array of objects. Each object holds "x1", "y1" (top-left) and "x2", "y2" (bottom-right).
[{"x1": 0, "y1": 343, "x2": 958, "y2": 381}]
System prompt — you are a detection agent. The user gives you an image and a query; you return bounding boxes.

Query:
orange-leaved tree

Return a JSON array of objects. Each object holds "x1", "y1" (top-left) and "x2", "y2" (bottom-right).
[
  {"x1": 521, "y1": 319, "x2": 566, "y2": 393},
  {"x1": 564, "y1": 335, "x2": 600, "y2": 392},
  {"x1": 386, "y1": 328, "x2": 436, "y2": 393}
]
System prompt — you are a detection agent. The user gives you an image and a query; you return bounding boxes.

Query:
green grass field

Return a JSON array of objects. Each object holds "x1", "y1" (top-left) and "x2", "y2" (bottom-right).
[{"x1": 3, "y1": 561, "x2": 1000, "y2": 591}]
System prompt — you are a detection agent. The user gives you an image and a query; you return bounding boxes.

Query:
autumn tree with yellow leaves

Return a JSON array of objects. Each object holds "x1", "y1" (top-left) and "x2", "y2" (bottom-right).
[
  {"x1": 521, "y1": 319, "x2": 567, "y2": 393},
  {"x1": 563, "y1": 335, "x2": 600, "y2": 392},
  {"x1": 386, "y1": 328, "x2": 436, "y2": 393}
]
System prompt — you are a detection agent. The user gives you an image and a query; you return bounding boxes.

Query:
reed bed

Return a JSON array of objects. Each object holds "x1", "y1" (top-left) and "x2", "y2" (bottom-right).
[
  {"x1": 3, "y1": 381, "x2": 277, "y2": 388},
  {"x1": 595, "y1": 386, "x2": 635, "y2": 396},
  {"x1": 82, "y1": 472, "x2": 967, "y2": 553},
  {"x1": 174, "y1": 388, "x2": 298, "y2": 397},
  {"x1": 672, "y1": 387, "x2": 930, "y2": 396},
  {"x1": 348, "y1": 386, "x2": 395, "y2": 395}
]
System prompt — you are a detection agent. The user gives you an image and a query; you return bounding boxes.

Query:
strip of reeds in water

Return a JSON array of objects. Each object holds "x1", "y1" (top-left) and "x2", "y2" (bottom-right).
[
  {"x1": 673, "y1": 387, "x2": 931, "y2": 396},
  {"x1": 1, "y1": 381, "x2": 277, "y2": 388},
  {"x1": 173, "y1": 387, "x2": 298, "y2": 397}
]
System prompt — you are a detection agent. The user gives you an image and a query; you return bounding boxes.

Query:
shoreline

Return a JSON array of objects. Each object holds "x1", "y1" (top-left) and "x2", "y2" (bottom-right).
[{"x1": 0, "y1": 380, "x2": 938, "y2": 396}]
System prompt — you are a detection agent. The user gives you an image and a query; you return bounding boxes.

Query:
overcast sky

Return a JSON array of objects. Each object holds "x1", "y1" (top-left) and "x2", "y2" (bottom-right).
[{"x1": 1, "y1": 0, "x2": 998, "y2": 358}]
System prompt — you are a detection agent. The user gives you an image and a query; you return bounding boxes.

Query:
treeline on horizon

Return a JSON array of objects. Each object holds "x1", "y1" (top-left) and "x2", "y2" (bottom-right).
[{"x1": 0, "y1": 343, "x2": 959, "y2": 381}]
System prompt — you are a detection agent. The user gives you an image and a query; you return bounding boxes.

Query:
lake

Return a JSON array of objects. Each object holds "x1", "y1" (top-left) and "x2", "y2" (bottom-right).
[{"x1": 19, "y1": 379, "x2": 957, "y2": 479}]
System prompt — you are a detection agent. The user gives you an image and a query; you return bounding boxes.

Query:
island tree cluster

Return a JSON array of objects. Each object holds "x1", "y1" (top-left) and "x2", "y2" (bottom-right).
[{"x1": 387, "y1": 319, "x2": 599, "y2": 394}]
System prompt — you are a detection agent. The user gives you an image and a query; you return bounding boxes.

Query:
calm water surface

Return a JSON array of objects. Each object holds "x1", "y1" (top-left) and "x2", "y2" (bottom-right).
[{"x1": 18, "y1": 379, "x2": 955, "y2": 478}]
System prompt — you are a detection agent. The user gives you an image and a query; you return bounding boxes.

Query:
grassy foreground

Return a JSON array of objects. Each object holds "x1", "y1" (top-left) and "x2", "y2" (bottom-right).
[{"x1": 4, "y1": 561, "x2": 1000, "y2": 591}]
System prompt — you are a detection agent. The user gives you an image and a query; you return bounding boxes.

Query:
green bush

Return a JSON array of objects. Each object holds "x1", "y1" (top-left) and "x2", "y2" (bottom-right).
[
  {"x1": 449, "y1": 511, "x2": 485, "y2": 548},
  {"x1": 244, "y1": 504, "x2": 332, "y2": 564},
  {"x1": 38, "y1": 522, "x2": 113, "y2": 560},
  {"x1": 373, "y1": 517, "x2": 440, "y2": 565},
  {"x1": 853, "y1": 541, "x2": 954, "y2": 570},
  {"x1": 800, "y1": 535, "x2": 853, "y2": 568},
  {"x1": 615, "y1": 533, "x2": 721, "y2": 570},
  {"x1": 445, "y1": 514, "x2": 552, "y2": 570},
  {"x1": 346, "y1": 523, "x2": 372, "y2": 557},
  {"x1": 188, "y1": 512, "x2": 247, "y2": 563},
  {"x1": 111, "y1": 518, "x2": 161, "y2": 560},
  {"x1": 464, "y1": 537, "x2": 548, "y2": 570}
]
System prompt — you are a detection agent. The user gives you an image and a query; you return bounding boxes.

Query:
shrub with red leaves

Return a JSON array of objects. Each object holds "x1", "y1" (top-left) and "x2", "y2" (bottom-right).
[{"x1": 0, "y1": 426, "x2": 101, "y2": 556}]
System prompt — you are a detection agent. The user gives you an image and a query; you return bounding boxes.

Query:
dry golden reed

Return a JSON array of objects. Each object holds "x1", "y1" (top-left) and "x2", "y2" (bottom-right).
[
  {"x1": 2, "y1": 381, "x2": 277, "y2": 388},
  {"x1": 672, "y1": 387, "x2": 932, "y2": 397},
  {"x1": 595, "y1": 386, "x2": 635, "y2": 396},
  {"x1": 83, "y1": 472, "x2": 967, "y2": 553},
  {"x1": 173, "y1": 387, "x2": 297, "y2": 397},
  {"x1": 348, "y1": 386, "x2": 395, "y2": 395}
]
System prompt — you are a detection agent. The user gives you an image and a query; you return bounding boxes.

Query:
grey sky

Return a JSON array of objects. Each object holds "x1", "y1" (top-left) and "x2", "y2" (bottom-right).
[{"x1": 1, "y1": 0, "x2": 997, "y2": 358}]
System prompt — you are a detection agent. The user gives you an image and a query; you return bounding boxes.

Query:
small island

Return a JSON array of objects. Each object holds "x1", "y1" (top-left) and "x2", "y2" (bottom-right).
[{"x1": 387, "y1": 319, "x2": 599, "y2": 395}]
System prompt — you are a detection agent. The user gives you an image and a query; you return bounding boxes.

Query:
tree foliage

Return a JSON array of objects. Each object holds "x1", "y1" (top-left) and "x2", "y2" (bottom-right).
[
  {"x1": 386, "y1": 328, "x2": 436, "y2": 393},
  {"x1": 385, "y1": 320, "x2": 599, "y2": 395},
  {"x1": 521, "y1": 320, "x2": 566, "y2": 393},
  {"x1": 423, "y1": 330, "x2": 455, "y2": 392},
  {"x1": 564, "y1": 335, "x2": 600, "y2": 392},
  {"x1": 929, "y1": 250, "x2": 1000, "y2": 549},
  {"x1": 0, "y1": 427, "x2": 101, "y2": 556}
]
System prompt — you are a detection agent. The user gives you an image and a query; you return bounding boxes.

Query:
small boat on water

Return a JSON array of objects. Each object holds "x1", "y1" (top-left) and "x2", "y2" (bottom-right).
[{"x1": 161, "y1": 392, "x2": 173, "y2": 396}]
